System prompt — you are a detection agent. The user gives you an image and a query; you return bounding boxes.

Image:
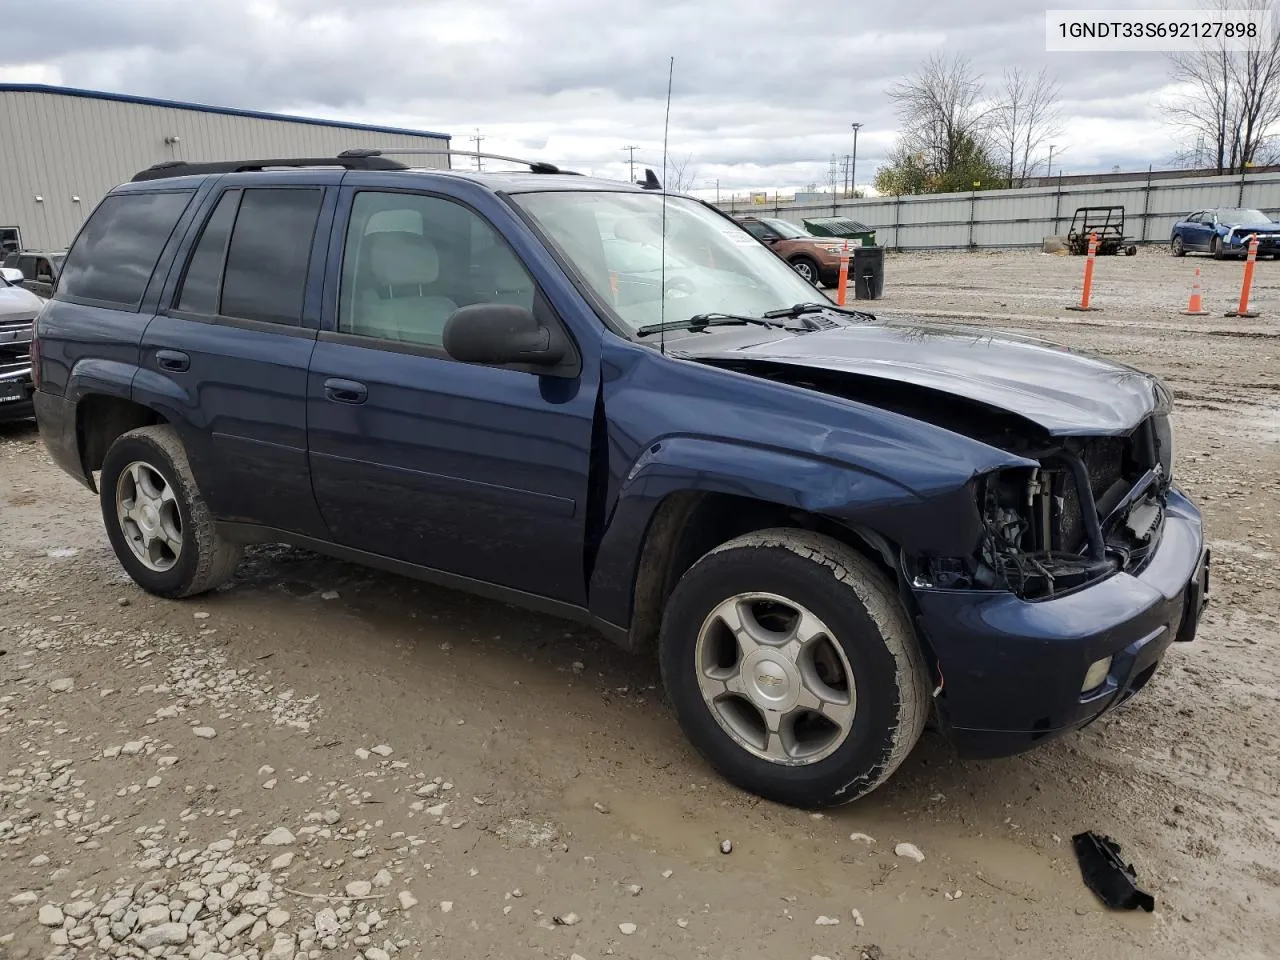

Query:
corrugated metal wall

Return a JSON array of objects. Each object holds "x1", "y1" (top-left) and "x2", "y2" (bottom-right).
[
  {"x1": 0, "y1": 89, "x2": 450, "y2": 250},
  {"x1": 720, "y1": 171, "x2": 1280, "y2": 251}
]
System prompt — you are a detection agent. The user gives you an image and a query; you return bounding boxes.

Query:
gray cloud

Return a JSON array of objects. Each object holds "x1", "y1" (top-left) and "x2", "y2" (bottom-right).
[{"x1": 2, "y1": 0, "x2": 1203, "y2": 195}]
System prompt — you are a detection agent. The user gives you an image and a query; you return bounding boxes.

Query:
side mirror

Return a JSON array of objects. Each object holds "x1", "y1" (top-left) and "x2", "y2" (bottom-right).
[
  {"x1": 443, "y1": 303, "x2": 566, "y2": 370},
  {"x1": 0, "y1": 267, "x2": 25, "y2": 285}
]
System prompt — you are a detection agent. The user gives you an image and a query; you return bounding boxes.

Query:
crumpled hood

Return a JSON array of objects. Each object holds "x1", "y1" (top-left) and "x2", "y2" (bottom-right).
[{"x1": 677, "y1": 322, "x2": 1166, "y2": 436}]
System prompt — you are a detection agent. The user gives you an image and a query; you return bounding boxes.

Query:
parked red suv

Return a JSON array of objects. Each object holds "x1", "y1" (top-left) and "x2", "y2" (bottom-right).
[{"x1": 735, "y1": 216, "x2": 851, "y2": 286}]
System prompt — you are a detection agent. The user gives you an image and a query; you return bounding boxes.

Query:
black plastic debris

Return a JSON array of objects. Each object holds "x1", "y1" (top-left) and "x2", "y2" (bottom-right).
[{"x1": 1072, "y1": 831, "x2": 1155, "y2": 912}]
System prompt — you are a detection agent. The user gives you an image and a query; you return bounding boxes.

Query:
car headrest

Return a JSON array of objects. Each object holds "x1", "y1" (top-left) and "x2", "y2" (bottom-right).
[{"x1": 366, "y1": 231, "x2": 440, "y2": 287}]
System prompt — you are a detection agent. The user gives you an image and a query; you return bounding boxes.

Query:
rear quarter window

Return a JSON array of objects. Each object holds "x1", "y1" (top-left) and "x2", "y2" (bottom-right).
[{"x1": 58, "y1": 191, "x2": 194, "y2": 308}]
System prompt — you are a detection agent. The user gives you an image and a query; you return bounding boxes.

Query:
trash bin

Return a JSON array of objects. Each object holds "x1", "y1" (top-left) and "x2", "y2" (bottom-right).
[{"x1": 852, "y1": 246, "x2": 884, "y2": 300}]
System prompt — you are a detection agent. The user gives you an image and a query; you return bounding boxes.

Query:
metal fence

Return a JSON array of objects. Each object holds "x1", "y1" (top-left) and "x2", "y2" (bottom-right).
[{"x1": 714, "y1": 170, "x2": 1280, "y2": 251}]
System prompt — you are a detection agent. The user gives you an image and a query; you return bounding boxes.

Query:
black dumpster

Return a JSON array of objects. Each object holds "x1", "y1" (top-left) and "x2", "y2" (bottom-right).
[{"x1": 851, "y1": 246, "x2": 884, "y2": 300}]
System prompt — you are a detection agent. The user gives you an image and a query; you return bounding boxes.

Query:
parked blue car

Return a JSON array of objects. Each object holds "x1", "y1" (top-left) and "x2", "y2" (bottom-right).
[
  {"x1": 1170, "y1": 207, "x2": 1280, "y2": 259},
  {"x1": 30, "y1": 152, "x2": 1209, "y2": 808}
]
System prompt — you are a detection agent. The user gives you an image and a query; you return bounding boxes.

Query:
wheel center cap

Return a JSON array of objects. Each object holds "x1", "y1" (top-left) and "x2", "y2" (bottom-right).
[
  {"x1": 741, "y1": 651, "x2": 799, "y2": 709},
  {"x1": 141, "y1": 503, "x2": 159, "y2": 528}
]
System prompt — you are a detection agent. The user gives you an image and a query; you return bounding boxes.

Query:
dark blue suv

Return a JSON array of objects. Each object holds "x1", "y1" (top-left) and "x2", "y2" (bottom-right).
[{"x1": 31, "y1": 151, "x2": 1209, "y2": 808}]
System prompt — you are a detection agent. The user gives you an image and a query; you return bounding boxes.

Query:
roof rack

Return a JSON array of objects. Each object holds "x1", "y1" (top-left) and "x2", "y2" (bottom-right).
[
  {"x1": 130, "y1": 154, "x2": 409, "y2": 182},
  {"x1": 339, "y1": 147, "x2": 583, "y2": 176}
]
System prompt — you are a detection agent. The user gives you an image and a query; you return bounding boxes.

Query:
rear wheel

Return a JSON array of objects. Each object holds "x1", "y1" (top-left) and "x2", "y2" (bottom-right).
[
  {"x1": 100, "y1": 425, "x2": 242, "y2": 598},
  {"x1": 1211, "y1": 236, "x2": 1224, "y2": 260},
  {"x1": 659, "y1": 529, "x2": 930, "y2": 808},
  {"x1": 790, "y1": 257, "x2": 821, "y2": 286}
]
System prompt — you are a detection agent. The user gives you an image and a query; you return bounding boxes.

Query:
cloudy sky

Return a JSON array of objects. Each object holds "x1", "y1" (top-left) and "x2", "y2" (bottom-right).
[{"x1": 4, "y1": 0, "x2": 1207, "y2": 197}]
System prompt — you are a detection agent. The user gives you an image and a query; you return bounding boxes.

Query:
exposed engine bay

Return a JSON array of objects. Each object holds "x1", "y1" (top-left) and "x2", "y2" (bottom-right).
[{"x1": 696, "y1": 357, "x2": 1175, "y2": 600}]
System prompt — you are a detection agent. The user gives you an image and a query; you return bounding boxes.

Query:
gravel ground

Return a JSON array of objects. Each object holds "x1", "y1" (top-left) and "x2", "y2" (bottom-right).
[{"x1": 1, "y1": 246, "x2": 1277, "y2": 960}]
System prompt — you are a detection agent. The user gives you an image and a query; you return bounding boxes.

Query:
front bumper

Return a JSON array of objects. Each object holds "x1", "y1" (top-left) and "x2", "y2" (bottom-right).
[
  {"x1": 912, "y1": 487, "x2": 1208, "y2": 759},
  {"x1": 0, "y1": 369, "x2": 34, "y2": 422}
]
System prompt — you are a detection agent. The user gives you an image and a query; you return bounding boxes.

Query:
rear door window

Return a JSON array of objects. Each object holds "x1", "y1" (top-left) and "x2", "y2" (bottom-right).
[
  {"x1": 219, "y1": 188, "x2": 322, "y2": 326},
  {"x1": 176, "y1": 190, "x2": 241, "y2": 315},
  {"x1": 58, "y1": 191, "x2": 194, "y2": 308}
]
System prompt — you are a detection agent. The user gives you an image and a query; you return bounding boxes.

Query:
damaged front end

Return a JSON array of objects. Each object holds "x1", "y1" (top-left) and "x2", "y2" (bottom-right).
[{"x1": 910, "y1": 412, "x2": 1175, "y2": 600}]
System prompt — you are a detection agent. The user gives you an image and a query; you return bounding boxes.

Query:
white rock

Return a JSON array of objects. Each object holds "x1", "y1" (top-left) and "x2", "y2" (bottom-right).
[
  {"x1": 851, "y1": 908, "x2": 865, "y2": 927},
  {"x1": 49, "y1": 678, "x2": 75, "y2": 693},
  {"x1": 894, "y1": 842, "x2": 925, "y2": 863},
  {"x1": 813, "y1": 956, "x2": 835, "y2": 960},
  {"x1": 208, "y1": 838, "x2": 235, "y2": 854},
  {"x1": 439, "y1": 901, "x2": 453, "y2": 913},
  {"x1": 322, "y1": 809, "x2": 340, "y2": 825},
  {"x1": 372, "y1": 869, "x2": 392, "y2": 889},
  {"x1": 136, "y1": 922, "x2": 188, "y2": 949},
  {"x1": 120, "y1": 741, "x2": 146, "y2": 756},
  {"x1": 624, "y1": 883, "x2": 643, "y2": 897},
  {"x1": 155, "y1": 705, "x2": 180, "y2": 719},
  {"x1": 370, "y1": 745, "x2": 393, "y2": 757},
  {"x1": 364, "y1": 949, "x2": 390, "y2": 960},
  {"x1": 261, "y1": 827, "x2": 296, "y2": 846},
  {"x1": 345, "y1": 881, "x2": 373, "y2": 898},
  {"x1": 146, "y1": 776, "x2": 162, "y2": 788},
  {"x1": 414, "y1": 784, "x2": 439, "y2": 798},
  {"x1": 397, "y1": 892, "x2": 417, "y2": 910},
  {"x1": 661, "y1": 869, "x2": 673, "y2": 879},
  {"x1": 64, "y1": 900, "x2": 95, "y2": 920},
  {"x1": 221, "y1": 914, "x2": 255, "y2": 938},
  {"x1": 555, "y1": 912, "x2": 581, "y2": 926},
  {"x1": 28, "y1": 855, "x2": 50, "y2": 867},
  {"x1": 270, "y1": 852, "x2": 295, "y2": 871},
  {"x1": 849, "y1": 832, "x2": 876, "y2": 845},
  {"x1": 354, "y1": 748, "x2": 371, "y2": 760},
  {"x1": 321, "y1": 590, "x2": 340, "y2": 600},
  {"x1": 193, "y1": 727, "x2": 217, "y2": 740},
  {"x1": 676, "y1": 918, "x2": 689, "y2": 928},
  {"x1": 313, "y1": 908, "x2": 340, "y2": 938},
  {"x1": 424, "y1": 803, "x2": 448, "y2": 817},
  {"x1": 38, "y1": 904, "x2": 64, "y2": 927},
  {"x1": 263, "y1": 779, "x2": 278, "y2": 789},
  {"x1": 719, "y1": 839, "x2": 733, "y2": 854},
  {"x1": 8, "y1": 892, "x2": 38, "y2": 906},
  {"x1": 265, "y1": 937, "x2": 297, "y2": 960},
  {"x1": 194, "y1": 611, "x2": 211, "y2": 619},
  {"x1": 267, "y1": 908, "x2": 291, "y2": 928},
  {"x1": 815, "y1": 915, "x2": 840, "y2": 926},
  {"x1": 618, "y1": 922, "x2": 637, "y2": 935},
  {"x1": 242, "y1": 890, "x2": 271, "y2": 907},
  {"x1": 138, "y1": 904, "x2": 170, "y2": 926}
]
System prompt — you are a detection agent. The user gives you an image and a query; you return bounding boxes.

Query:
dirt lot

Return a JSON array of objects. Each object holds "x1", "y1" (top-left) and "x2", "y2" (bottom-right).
[{"x1": 2, "y1": 247, "x2": 1277, "y2": 960}]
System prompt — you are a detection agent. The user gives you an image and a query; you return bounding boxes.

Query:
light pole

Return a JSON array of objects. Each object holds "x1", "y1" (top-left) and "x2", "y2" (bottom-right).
[
  {"x1": 623, "y1": 145, "x2": 639, "y2": 183},
  {"x1": 1047, "y1": 144, "x2": 1055, "y2": 180},
  {"x1": 850, "y1": 123, "x2": 862, "y2": 198}
]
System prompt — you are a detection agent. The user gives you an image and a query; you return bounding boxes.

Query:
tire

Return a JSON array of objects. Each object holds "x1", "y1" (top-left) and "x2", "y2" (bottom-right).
[
  {"x1": 659, "y1": 529, "x2": 930, "y2": 809},
  {"x1": 99, "y1": 424, "x2": 242, "y2": 599},
  {"x1": 790, "y1": 257, "x2": 821, "y2": 286},
  {"x1": 1170, "y1": 236, "x2": 1184, "y2": 257},
  {"x1": 1211, "y1": 236, "x2": 1223, "y2": 260}
]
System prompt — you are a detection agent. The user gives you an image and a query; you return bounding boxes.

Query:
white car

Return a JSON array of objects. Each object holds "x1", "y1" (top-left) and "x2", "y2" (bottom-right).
[{"x1": 0, "y1": 266, "x2": 42, "y2": 421}]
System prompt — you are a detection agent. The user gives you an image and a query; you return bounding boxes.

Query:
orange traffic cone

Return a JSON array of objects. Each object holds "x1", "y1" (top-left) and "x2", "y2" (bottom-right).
[{"x1": 1181, "y1": 268, "x2": 1208, "y2": 316}]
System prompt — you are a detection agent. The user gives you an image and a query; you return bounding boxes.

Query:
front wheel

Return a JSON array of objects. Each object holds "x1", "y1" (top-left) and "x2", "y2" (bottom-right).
[
  {"x1": 1211, "y1": 236, "x2": 1224, "y2": 259},
  {"x1": 100, "y1": 425, "x2": 243, "y2": 598},
  {"x1": 789, "y1": 257, "x2": 821, "y2": 286},
  {"x1": 659, "y1": 529, "x2": 930, "y2": 808},
  {"x1": 1171, "y1": 236, "x2": 1185, "y2": 257}
]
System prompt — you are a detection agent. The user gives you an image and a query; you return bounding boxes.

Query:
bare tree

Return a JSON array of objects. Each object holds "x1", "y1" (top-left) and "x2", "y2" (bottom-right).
[
  {"x1": 1165, "y1": 0, "x2": 1280, "y2": 173},
  {"x1": 887, "y1": 54, "x2": 995, "y2": 181},
  {"x1": 665, "y1": 152, "x2": 700, "y2": 192},
  {"x1": 990, "y1": 67, "x2": 1063, "y2": 186}
]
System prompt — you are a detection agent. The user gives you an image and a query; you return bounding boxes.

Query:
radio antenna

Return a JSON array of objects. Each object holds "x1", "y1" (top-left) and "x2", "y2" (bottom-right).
[{"x1": 659, "y1": 55, "x2": 674, "y2": 357}]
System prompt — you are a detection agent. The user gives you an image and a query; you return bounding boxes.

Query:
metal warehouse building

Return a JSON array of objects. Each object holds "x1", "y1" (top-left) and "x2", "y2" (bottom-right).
[{"x1": 0, "y1": 84, "x2": 451, "y2": 252}]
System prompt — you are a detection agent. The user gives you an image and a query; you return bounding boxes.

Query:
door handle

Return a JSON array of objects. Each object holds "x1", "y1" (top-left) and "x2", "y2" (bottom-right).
[
  {"x1": 323, "y1": 378, "x2": 368, "y2": 404},
  {"x1": 156, "y1": 349, "x2": 190, "y2": 372}
]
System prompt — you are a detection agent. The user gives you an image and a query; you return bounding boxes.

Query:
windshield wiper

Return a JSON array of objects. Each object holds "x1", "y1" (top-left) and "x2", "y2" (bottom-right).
[
  {"x1": 763, "y1": 301, "x2": 877, "y2": 322},
  {"x1": 635, "y1": 313, "x2": 788, "y2": 337}
]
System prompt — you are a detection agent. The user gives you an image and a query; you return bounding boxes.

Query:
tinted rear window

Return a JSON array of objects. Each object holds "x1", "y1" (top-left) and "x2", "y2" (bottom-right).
[
  {"x1": 220, "y1": 188, "x2": 322, "y2": 326},
  {"x1": 58, "y1": 192, "x2": 194, "y2": 308}
]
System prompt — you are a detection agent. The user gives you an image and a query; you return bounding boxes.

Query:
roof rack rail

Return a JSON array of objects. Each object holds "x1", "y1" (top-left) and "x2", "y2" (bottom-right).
[
  {"x1": 130, "y1": 155, "x2": 409, "y2": 182},
  {"x1": 339, "y1": 148, "x2": 583, "y2": 176}
]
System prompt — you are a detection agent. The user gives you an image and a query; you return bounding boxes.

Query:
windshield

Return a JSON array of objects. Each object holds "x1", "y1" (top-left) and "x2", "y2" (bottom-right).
[
  {"x1": 514, "y1": 192, "x2": 823, "y2": 333},
  {"x1": 763, "y1": 218, "x2": 811, "y2": 239},
  {"x1": 1216, "y1": 208, "x2": 1272, "y2": 226}
]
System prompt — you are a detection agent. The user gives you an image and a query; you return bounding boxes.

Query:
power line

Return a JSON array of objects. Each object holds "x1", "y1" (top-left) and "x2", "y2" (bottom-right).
[{"x1": 471, "y1": 129, "x2": 484, "y2": 171}]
